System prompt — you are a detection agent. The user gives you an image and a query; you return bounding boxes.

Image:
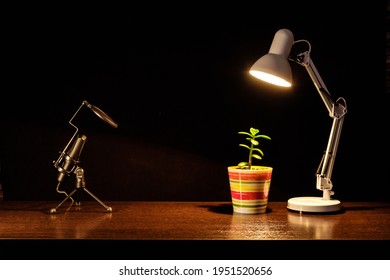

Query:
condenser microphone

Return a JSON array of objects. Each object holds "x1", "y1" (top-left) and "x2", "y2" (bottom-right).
[{"x1": 57, "y1": 134, "x2": 87, "y2": 183}]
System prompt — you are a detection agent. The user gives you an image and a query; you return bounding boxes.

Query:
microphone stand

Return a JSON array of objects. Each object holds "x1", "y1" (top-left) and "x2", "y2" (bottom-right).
[
  {"x1": 50, "y1": 134, "x2": 112, "y2": 214},
  {"x1": 50, "y1": 101, "x2": 118, "y2": 214}
]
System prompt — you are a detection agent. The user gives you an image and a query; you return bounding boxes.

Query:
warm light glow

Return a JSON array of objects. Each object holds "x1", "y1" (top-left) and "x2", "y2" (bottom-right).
[{"x1": 249, "y1": 70, "x2": 291, "y2": 87}]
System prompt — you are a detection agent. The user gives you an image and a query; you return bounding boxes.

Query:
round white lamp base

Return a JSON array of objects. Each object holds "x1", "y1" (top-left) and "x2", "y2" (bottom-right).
[{"x1": 287, "y1": 196, "x2": 341, "y2": 213}]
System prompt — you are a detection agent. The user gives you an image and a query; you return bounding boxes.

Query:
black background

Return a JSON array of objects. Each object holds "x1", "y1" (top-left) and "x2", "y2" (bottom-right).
[{"x1": 1, "y1": 2, "x2": 389, "y2": 203}]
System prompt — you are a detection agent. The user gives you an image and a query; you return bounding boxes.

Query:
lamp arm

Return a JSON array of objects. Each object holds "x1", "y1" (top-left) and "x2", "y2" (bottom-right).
[{"x1": 297, "y1": 52, "x2": 347, "y2": 200}]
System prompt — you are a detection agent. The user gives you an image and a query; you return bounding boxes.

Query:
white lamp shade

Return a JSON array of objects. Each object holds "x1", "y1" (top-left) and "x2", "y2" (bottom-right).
[
  {"x1": 249, "y1": 29, "x2": 294, "y2": 87},
  {"x1": 249, "y1": 53, "x2": 292, "y2": 87}
]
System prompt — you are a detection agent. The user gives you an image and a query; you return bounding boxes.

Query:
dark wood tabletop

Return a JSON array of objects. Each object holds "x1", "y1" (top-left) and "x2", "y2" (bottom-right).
[
  {"x1": 1, "y1": 200, "x2": 389, "y2": 259},
  {"x1": 0, "y1": 200, "x2": 389, "y2": 240}
]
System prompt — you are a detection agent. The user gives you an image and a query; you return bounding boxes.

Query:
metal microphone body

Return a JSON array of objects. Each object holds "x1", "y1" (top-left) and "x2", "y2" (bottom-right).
[{"x1": 57, "y1": 134, "x2": 87, "y2": 182}]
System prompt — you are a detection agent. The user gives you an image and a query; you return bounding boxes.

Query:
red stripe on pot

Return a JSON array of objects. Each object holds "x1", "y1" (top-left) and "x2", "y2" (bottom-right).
[
  {"x1": 227, "y1": 171, "x2": 272, "y2": 181},
  {"x1": 230, "y1": 190, "x2": 269, "y2": 200}
]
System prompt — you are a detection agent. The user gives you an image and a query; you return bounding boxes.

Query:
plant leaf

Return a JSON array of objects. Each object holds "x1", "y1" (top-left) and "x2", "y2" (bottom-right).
[
  {"x1": 255, "y1": 135, "x2": 271, "y2": 140},
  {"x1": 252, "y1": 148, "x2": 264, "y2": 156},
  {"x1": 239, "y1": 144, "x2": 250, "y2": 150},
  {"x1": 250, "y1": 127, "x2": 259, "y2": 135},
  {"x1": 252, "y1": 154, "x2": 262, "y2": 160},
  {"x1": 238, "y1": 132, "x2": 252, "y2": 137},
  {"x1": 238, "y1": 162, "x2": 248, "y2": 167},
  {"x1": 250, "y1": 139, "x2": 259, "y2": 146}
]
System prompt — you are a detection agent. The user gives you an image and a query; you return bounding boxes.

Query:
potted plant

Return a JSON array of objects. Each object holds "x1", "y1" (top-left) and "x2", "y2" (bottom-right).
[{"x1": 227, "y1": 127, "x2": 272, "y2": 214}]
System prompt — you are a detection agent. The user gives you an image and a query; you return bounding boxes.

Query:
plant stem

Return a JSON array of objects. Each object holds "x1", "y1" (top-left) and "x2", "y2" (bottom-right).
[{"x1": 248, "y1": 142, "x2": 253, "y2": 169}]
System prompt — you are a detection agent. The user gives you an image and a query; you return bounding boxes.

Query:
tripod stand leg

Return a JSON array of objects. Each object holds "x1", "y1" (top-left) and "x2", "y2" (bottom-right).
[
  {"x1": 50, "y1": 188, "x2": 78, "y2": 214},
  {"x1": 76, "y1": 167, "x2": 112, "y2": 212},
  {"x1": 82, "y1": 187, "x2": 112, "y2": 212},
  {"x1": 50, "y1": 166, "x2": 112, "y2": 213}
]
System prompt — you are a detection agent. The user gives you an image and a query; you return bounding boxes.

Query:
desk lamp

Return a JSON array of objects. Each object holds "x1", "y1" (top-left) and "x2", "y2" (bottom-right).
[
  {"x1": 50, "y1": 100, "x2": 118, "y2": 214},
  {"x1": 249, "y1": 29, "x2": 347, "y2": 213}
]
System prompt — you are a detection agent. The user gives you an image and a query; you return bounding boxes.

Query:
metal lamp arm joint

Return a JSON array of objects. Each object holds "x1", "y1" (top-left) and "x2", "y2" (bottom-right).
[{"x1": 295, "y1": 51, "x2": 347, "y2": 200}]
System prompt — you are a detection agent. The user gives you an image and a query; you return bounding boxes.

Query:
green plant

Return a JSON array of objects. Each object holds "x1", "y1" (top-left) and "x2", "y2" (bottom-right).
[{"x1": 237, "y1": 127, "x2": 271, "y2": 169}]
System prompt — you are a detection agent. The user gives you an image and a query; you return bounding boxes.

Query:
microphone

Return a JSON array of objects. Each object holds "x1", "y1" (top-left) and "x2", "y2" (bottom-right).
[{"x1": 57, "y1": 134, "x2": 87, "y2": 183}]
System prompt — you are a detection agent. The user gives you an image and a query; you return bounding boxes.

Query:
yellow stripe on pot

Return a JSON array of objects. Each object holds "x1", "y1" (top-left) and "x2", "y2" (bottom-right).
[
  {"x1": 232, "y1": 199, "x2": 268, "y2": 206},
  {"x1": 229, "y1": 184, "x2": 270, "y2": 192}
]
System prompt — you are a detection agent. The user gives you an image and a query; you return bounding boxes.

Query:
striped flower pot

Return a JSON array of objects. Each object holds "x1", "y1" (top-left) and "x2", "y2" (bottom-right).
[{"x1": 227, "y1": 166, "x2": 273, "y2": 214}]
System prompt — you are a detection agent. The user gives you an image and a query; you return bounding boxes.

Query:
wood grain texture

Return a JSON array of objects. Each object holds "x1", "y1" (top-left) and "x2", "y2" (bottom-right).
[{"x1": 0, "y1": 201, "x2": 389, "y2": 240}]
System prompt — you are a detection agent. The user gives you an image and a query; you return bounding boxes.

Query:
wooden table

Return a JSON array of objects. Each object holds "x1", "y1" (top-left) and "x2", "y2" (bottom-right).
[{"x1": 0, "y1": 201, "x2": 389, "y2": 259}]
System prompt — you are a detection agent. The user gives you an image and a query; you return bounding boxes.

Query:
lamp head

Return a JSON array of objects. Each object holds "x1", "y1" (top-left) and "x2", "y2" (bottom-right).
[{"x1": 249, "y1": 29, "x2": 294, "y2": 87}]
